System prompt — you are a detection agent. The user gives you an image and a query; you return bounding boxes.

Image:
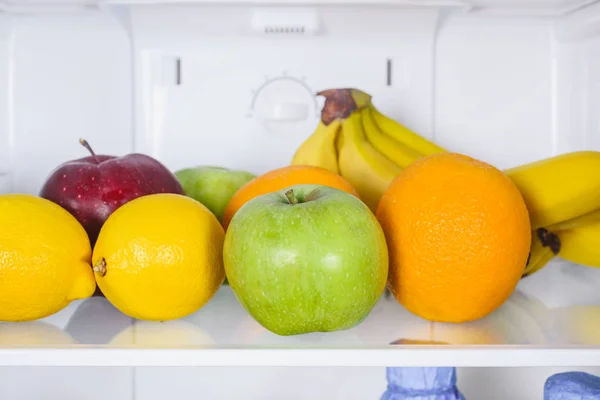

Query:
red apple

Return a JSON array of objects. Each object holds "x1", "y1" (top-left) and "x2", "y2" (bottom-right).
[{"x1": 40, "y1": 139, "x2": 183, "y2": 247}]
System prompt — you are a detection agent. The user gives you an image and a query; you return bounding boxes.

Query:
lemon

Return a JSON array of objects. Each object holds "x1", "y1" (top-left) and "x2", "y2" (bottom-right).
[
  {"x1": 92, "y1": 193, "x2": 225, "y2": 321},
  {"x1": 0, "y1": 194, "x2": 96, "y2": 322}
]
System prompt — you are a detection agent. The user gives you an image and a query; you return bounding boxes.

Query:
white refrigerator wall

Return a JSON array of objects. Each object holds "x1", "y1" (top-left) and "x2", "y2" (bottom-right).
[
  {"x1": 1, "y1": 4, "x2": 600, "y2": 400},
  {"x1": 1, "y1": 5, "x2": 600, "y2": 196},
  {"x1": 1, "y1": 12, "x2": 132, "y2": 195}
]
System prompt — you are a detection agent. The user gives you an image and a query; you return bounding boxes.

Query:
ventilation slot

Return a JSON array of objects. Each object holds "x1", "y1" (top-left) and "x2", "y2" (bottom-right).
[
  {"x1": 264, "y1": 26, "x2": 306, "y2": 34},
  {"x1": 251, "y1": 8, "x2": 320, "y2": 36}
]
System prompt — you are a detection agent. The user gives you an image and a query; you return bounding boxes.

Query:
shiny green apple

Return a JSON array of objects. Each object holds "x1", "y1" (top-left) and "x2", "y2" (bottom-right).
[
  {"x1": 223, "y1": 184, "x2": 388, "y2": 336},
  {"x1": 175, "y1": 166, "x2": 255, "y2": 222}
]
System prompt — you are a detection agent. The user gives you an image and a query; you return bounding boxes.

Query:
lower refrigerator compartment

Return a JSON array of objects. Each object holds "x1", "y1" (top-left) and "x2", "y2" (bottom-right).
[{"x1": 1, "y1": 366, "x2": 600, "y2": 400}]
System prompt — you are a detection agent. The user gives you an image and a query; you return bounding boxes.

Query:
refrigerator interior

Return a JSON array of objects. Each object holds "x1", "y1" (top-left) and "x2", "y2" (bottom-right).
[{"x1": 1, "y1": 0, "x2": 600, "y2": 399}]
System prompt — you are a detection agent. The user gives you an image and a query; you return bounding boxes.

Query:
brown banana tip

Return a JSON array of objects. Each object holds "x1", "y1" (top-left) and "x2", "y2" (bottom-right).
[
  {"x1": 548, "y1": 233, "x2": 561, "y2": 255},
  {"x1": 536, "y1": 228, "x2": 561, "y2": 255},
  {"x1": 317, "y1": 88, "x2": 371, "y2": 125},
  {"x1": 536, "y1": 227, "x2": 549, "y2": 242}
]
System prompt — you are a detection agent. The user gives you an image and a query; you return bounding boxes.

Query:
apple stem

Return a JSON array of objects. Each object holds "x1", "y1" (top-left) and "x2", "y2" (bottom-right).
[
  {"x1": 79, "y1": 138, "x2": 100, "y2": 164},
  {"x1": 93, "y1": 258, "x2": 107, "y2": 277},
  {"x1": 285, "y1": 189, "x2": 298, "y2": 205}
]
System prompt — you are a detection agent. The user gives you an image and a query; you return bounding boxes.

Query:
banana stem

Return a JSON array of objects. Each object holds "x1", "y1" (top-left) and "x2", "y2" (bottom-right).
[
  {"x1": 93, "y1": 258, "x2": 107, "y2": 277},
  {"x1": 317, "y1": 88, "x2": 371, "y2": 125}
]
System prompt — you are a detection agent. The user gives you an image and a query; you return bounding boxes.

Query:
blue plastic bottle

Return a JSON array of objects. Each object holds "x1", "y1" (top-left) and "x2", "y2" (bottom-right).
[
  {"x1": 381, "y1": 367, "x2": 465, "y2": 400},
  {"x1": 544, "y1": 371, "x2": 600, "y2": 400}
]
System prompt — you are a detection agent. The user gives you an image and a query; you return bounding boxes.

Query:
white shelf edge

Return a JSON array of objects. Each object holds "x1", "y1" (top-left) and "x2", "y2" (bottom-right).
[
  {"x1": 102, "y1": 0, "x2": 466, "y2": 6},
  {"x1": 464, "y1": 0, "x2": 598, "y2": 16},
  {"x1": 0, "y1": 2, "x2": 97, "y2": 14},
  {"x1": 2, "y1": 0, "x2": 598, "y2": 17},
  {"x1": 100, "y1": 0, "x2": 586, "y2": 17},
  {"x1": 557, "y1": 0, "x2": 600, "y2": 39},
  {"x1": 1, "y1": 347, "x2": 600, "y2": 367}
]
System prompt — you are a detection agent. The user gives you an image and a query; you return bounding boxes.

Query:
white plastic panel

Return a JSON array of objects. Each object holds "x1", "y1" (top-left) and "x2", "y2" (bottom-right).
[
  {"x1": 136, "y1": 367, "x2": 387, "y2": 400},
  {"x1": 1, "y1": 0, "x2": 97, "y2": 5},
  {"x1": 554, "y1": 38, "x2": 587, "y2": 153},
  {"x1": 0, "y1": 16, "x2": 11, "y2": 193},
  {"x1": 0, "y1": 1, "x2": 98, "y2": 14},
  {"x1": 583, "y1": 35, "x2": 600, "y2": 150},
  {"x1": 549, "y1": 29, "x2": 600, "y2": 154},
  {"x1": 135, "y1": 367, "x2": 600, "y2": 400},
  {"x1": 1, "y1": 366, "x2": 600, "y2": 400},
  {"x1": 468, "y1": 0, "x2": 597, "y2": 14},
  {"x1": 0, "y1": 5, "x2": 596, "y2": 183},
  {"x1": 559, "y1": 0, "x2": 600, "y2": 39},
  {"x1": 127, "y1": 6, "x2": 440, "y2": 173},
  {"x1": 105, "y1": 0, "x2": 597, "y2": 17},
  {"x1": 0, "y1": 367, "x2": 133, "y2": 400},
  {"x1": 435, "y1": 15, "x2": 555, "y2": 169},
  {"x1": 9, "y1": 13, "x2": 131, "y2": 194},
  {"x1": 125, "y1": 6, "x2": 583, "y2": 173}
]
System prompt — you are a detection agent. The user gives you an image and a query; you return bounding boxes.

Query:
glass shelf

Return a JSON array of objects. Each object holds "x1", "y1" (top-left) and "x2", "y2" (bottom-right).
[{"x1": 1, "y1": 259, "x2": 599, "y2": 367}]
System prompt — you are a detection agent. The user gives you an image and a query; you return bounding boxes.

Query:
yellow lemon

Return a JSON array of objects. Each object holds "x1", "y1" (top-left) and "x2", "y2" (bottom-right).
[
  {"x1": 92, "y1": 193, "x2": 225, "y2": 321},
  {"x1": 0, "y1": 194, "x2": 95, "y2": 322}
]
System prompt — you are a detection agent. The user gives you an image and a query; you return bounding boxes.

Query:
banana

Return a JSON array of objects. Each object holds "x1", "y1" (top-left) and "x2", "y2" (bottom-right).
[
  {"x1": 504, "y1": 151, "x2": 600, "y2": 230},
  {"x1": 547, "y1": 208, "x2": 600, "y2": 232},
  {"x1": 362, "y1": 106, "x2": 423, "y2": 168},
  {"x1": 337, "y1": 111, "x2": 401, "y2": 212},
  {"x1": 523, "y1": 228, "x2": 560, "y2": 276},
  {"x1": 370, "y1": 106, "x2": 446, "y2": 156},
  {"x1": 523, "y1": 247, "x2": 554, "y2": 277},
  {"x1": 507, "y1": 151, "x2": 600, "y2": 277},
  {"x1": 555, "y1": 222, "x2": 600, "y2": 268},
  {"x1": 291, "y1": 119, "x2": 341, "y2": 174}
]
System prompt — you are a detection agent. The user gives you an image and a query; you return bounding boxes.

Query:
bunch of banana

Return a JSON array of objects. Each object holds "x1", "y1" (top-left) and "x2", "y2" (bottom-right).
[
  {"x1": 506, "y1": 151, "x2": 600, "y2": 276},
  {"x1": 524, "y1": 211, "x2": 600, "y2": 274},
  {"x1": 523, "y1": 228, "x2": 560, "y2": 276},
  {"x1": 292, "y1": 87, "x2": 600, "y2": 276},
  {"x1": 291, "y1": 88, "x2": 444, "y2": 212}
]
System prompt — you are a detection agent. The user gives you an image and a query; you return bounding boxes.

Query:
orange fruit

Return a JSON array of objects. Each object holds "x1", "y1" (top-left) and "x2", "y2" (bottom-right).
[
  {"x1": 376, "y1": 153, "x2": 530, "y2": 323},
  {"x1": 222, "y1": 165, "x2": 358, "y2": 230}
]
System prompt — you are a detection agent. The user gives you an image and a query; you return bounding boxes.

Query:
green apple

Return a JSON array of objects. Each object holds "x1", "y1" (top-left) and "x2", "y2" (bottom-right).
[
  {"x1": 174, "y1": 166, "x2": 255, "y2": 222},
  {"x1": 223, "y1": 184, "x2": 388, "y2": 336}
]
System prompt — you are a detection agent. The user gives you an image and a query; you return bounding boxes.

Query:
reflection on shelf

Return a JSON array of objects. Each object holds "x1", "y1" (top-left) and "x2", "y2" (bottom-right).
[
  {"x1": 554, "y1": 305, "x2": 600, "y2": 345},
  {"x1": 64, "y1": 297, "x2": 131, "y2": 345},
  {"x1": 0, "y1": 259, "x2": 598, "y2": 349},
  {"x1": 110, "y1": 320, "x2": 214, "y2": 348},
  {"x1": 0, "y1": 321, "x2": 75, "y2": 346}
]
